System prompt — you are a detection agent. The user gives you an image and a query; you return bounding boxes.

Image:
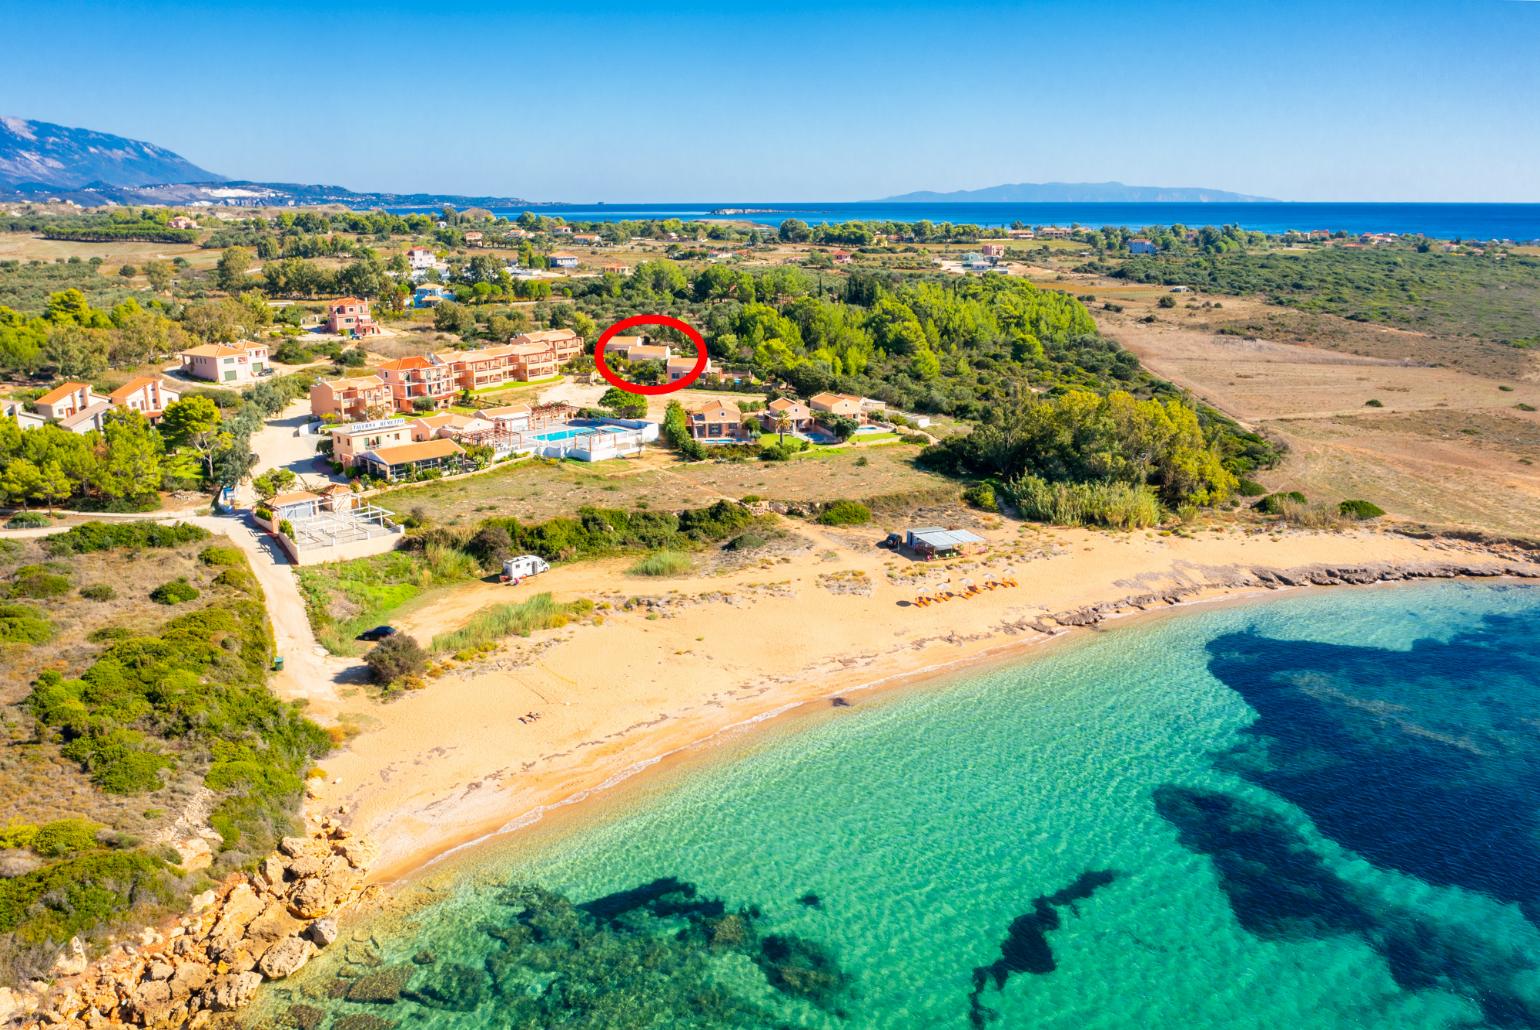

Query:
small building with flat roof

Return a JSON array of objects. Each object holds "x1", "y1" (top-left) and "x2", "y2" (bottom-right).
[{"x1": 905, "y1": 527, "x2": 988, "y2": 559}]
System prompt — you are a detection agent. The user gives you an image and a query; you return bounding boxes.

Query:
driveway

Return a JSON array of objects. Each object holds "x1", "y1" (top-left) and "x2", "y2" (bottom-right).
[
  {"x1": 238, "y1": 399, "x2": 344, "y2": 506},
  {"x1": 189, "y1": 512, "x2": 354, "y2": 716}
]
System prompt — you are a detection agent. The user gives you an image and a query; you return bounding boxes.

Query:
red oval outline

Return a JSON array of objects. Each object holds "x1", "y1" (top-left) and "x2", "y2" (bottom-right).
[{"x1": 593, "y1": 314, "x2": 707, "y2": 396}]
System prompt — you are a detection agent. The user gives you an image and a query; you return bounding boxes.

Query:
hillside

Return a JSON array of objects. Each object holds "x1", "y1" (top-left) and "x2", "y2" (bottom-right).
[
  {"x1": 0, "y1": 116, "x2": 222, "y2": 190},
  {"x1": 880, "y1": 180, "x2": 1275, "y2": 203}
]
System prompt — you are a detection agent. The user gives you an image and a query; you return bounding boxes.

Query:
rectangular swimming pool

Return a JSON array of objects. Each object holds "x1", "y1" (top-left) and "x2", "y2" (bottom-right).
[{"x1": 531, "y1": 424, "x2": 631, "y2": 444}]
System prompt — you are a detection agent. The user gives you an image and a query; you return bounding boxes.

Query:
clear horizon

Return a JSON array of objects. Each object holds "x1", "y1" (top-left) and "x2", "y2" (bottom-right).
[{"x1": 2, "y1": 0, "x2": 1537, "y2": 204}]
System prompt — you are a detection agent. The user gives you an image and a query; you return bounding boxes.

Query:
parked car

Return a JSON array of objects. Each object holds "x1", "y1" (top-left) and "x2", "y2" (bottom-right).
[
  {"x1": 878, "y1": 533, "x2": 904, "y2": 550},
  {"x1": 356, "y1": 625, "x2": 397, "y2": 642}
]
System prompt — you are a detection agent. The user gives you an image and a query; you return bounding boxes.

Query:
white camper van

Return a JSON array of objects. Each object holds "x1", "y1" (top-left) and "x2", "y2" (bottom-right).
[{"x1": 501, "y1": 555, "x2": 551, "y2": 584}]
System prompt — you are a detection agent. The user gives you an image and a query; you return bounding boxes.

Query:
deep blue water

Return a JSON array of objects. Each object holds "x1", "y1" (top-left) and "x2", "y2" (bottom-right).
[
  {"x1": 393, "y1": 202, "x2": 1540, "y2": 241},
  {"x1": 257, "y1": 582, "x2": 1540, "y2": 1028}
]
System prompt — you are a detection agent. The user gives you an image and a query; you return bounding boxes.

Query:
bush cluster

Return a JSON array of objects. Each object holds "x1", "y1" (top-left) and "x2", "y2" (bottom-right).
[
  {"x1": 43, "y1": 521, "x2": 209, "y2": 556},
  {"x1": 816, "y1": 500, "x2": 873, "y2": 526},
  {"x1": 149, "y1": 578, "x2": 200, "y2": 605}
]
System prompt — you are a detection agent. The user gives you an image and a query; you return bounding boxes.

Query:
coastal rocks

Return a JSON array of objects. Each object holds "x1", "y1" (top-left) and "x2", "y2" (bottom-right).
[
  {"x1": 51, "y1": 937, "x2": 88, "y2": 977},
  {"x1": 1040, "y1": 559, "x2": 1539, "y2": 632},
  {"x1": 16, "y1": 826, "x2": 376, "y2": 1030},
  {"x1": 206, "y1": 970, "x2": 263, "y2": 1011},
  {"x1": 307, "y1": 917, "x2": 340, "y2": 947},
  {"x1": 257, "y1": 936, "x2": 314, "y2": 980},
  {"x1": 288, "y1": 875, "x2": 344, "y2": 919}
]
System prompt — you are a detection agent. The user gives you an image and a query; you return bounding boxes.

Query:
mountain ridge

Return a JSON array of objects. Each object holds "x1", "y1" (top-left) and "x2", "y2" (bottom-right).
[
  {"x1": 878, "y1": 180, "x2": 1277, "y2": 203},
  {"x1": 0, "y1": 116, "x2": 223, "y2": 189},
  {"x1": 0, "y1": 116, "x2": 534, "y2": 209}
]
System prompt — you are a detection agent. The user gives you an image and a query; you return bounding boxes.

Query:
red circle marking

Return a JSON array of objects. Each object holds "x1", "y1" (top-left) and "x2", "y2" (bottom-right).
[{"x1": 593, "y1": 314, "x2": 707, "y2": 396}]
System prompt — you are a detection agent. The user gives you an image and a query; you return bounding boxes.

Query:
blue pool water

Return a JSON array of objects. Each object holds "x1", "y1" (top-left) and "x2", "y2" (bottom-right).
[
  {"x1": 253, "y1": 582, "x2": 1540, "y2": 1028},
  {"x1": 531, "y1": 425, "x2": 626, "y2": 444}
]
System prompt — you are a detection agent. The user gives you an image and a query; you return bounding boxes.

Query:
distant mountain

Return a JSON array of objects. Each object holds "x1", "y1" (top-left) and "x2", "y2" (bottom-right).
[
  {"x1": 0, "y1": 116, "x2": 535, "y2": 210},
  {"x1": 0, "y1": 116, "x2": 223, "y2": 190},
  {"x1": 878, "y1": 181, "x2": 1276, "y2": 203}
]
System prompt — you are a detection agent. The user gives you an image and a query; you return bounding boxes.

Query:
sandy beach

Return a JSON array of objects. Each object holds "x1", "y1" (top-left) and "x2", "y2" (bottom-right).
[{"x1": 305, "y1": 518, "x2": 1534, "y2": 884}]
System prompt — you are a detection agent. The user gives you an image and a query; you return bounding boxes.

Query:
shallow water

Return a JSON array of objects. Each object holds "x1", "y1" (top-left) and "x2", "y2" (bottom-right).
[{"x1": 258, "y1": 582, "x2": 1540, "y2": 1029}]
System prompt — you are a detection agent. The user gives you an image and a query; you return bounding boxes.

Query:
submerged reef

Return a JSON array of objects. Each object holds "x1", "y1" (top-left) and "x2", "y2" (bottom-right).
[
  {"x1": 967, "y1": 869, "x2": 1119, "y2": 1026},
  {"x1": 1155, "y1": 785, "x2": 1540, "y2": 1029},
  {"x1": 264, "y1": 877, "x2": 848, "y2": 1029}
]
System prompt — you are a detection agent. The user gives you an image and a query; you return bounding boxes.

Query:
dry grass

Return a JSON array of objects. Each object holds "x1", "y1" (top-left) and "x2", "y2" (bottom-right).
[
  {"x1": 0, "y1": 232, "x2": 215, "y2": 268},
  {"x1": 373, "y1": 444, "x2": 947, "y2": 526}
]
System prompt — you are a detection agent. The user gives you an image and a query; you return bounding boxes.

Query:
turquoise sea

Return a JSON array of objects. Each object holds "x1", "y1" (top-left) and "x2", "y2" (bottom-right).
[
  {"x1": 390, "y1": 202, "x2": 1540, "y2": 242},
  {"x1": 256, "y1": 582, "x2": 1540, "y2": 1029}
]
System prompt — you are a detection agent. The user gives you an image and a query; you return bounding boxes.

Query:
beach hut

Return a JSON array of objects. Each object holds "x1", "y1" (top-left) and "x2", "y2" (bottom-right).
[{"x1": 904, "y1": 528, "x2": 988, "y2": 560}]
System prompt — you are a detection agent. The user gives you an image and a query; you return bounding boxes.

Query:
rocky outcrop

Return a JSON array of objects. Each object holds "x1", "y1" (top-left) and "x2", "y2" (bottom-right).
[
  {"x1": 9, "y1": 819, "x2": 375, "y2": 1029},
  {"x1": 1040, "y1": 559, "x2": 1540, "y2": 630}
]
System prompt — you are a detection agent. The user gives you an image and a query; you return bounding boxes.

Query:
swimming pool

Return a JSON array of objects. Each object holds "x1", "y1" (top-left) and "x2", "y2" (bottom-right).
[{"x1": 531, "y1": 424, "x2": 630, "y2": 444}]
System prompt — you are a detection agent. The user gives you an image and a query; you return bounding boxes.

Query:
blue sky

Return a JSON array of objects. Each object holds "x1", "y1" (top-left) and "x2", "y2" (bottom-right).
[{"x1": 2, "y1": 0, "x2": 1536, "y2": 202}]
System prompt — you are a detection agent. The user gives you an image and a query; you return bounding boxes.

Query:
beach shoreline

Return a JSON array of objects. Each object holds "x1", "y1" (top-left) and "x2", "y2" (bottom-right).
[{"x1": 314, "y1": 523, "x2": 1539, "y2": 890}]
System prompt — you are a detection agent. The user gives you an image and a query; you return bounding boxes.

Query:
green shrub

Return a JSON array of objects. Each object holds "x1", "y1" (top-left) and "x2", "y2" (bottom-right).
[
  {"x1": 86, "y1": 625, "x2": 132, "y2": 643},
  {"x1": 1255, "y1": 491, "x2": 1308, "y2": 515},
  {"x1": 628, "y1": 551, "x2": 693, "y2": 577},
  {"x1": 149, "y1": 578, "x2": 200, "y2": 605},
  {"x1": 1364, "y1": 398, "x2": 1384, "y2": 407},
  {"x1": 1235, "y1": 478, "x2": 1268, "y2": 497},
  {"x1": 662, "y1": 401, "x2": 706, "y2": 460},
  {"x1": 816, "y1": 500, "x2": 872, "y2": 526},
  {"x1": 1005, "y1": 474, "x2": 1161, "y2": 529},
  {"x1": 364, "y1": 633, "x2": 428, "y2": 684},
  {"x1": 9, "y1": 566, "x2": 71, "y2": 599},
  {"x1": 0, "y1": 849, "x2": 178, "y2": 946},
  {"x1": 278, "y1": 519, "x2": 295, "y2": 540},
  {"x1": 0, "y1": 602, "x2": 53, "y2": 644},
  {"x1": 5, "y1": 512, "x2": 49, "y2": 530},
  {"x1": 212, "y1": 567, "x2": 256, "y2": 592},
  {"x1": 43, "y1": 521, "x2": 209, "y2": 556},
  {"x1": 725, "y1": 532, "x2": 768, "y2": 552},
  {"x1": 1337, "y1": 499, "x2": 1386, "y2": 520},
  {"x1": 198, "y1": 546, "x2": 244, "y2": 567},
  {"x1": 963, "y1": 483, "x2": 997, "y2": 511},
  {"x1": 0, "y1": 822, "x2": 38, "y2": 850},
  {"x1": 79, "y1": 583, "x2": 116, "y2": 601},
  {"x1": 29, "y1": 819, "x2": 102, "y2": 858}
]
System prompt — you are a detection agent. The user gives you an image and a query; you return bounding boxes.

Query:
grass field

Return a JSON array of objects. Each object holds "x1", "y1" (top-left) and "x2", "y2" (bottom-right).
[
  {"x1": 372, "y1": 444, "x2": 952, "y2": 526},
  {"x1": 0, "y1": 233, "x2": 212, "y2": 267}
]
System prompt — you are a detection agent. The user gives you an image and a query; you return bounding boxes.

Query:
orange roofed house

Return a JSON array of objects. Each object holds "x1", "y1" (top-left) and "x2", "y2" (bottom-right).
[
  {"x1": 437, "y1": 328, "x2": 583, "y2": 391},
  {"x1": 686, "y1": 398, "x2": 746, "y2": 443},
  {"x1": 33, "y1": 381, "x2": 112, "y2": 434},
  {"x1": 179, "y1": 342, "x2": 269, "y2": 384},
  {"x1": 808, "y1": 391, "x2": 866, "y2": 420},
  {"x1": 760, "y1": 396, "x2": 814, "y2": 434},
  {"x1": 376, "y1": 356, "x2": 457, "y2": 412},
  {"x1": 107, "y1": 376, "x2": 180, "y2": 422},
  {"x1": 309, "y1": 373, "x2": 393, "y2": 421},
  {"x1": 326, "y1": 298, "x2": 381, "y2": 338},
  {"x1": 605, "y1": 336, "x2": 670, "y2": 364},
  {"x1": 353, "y1": 438, "x2": 467, "y2": 481}
]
